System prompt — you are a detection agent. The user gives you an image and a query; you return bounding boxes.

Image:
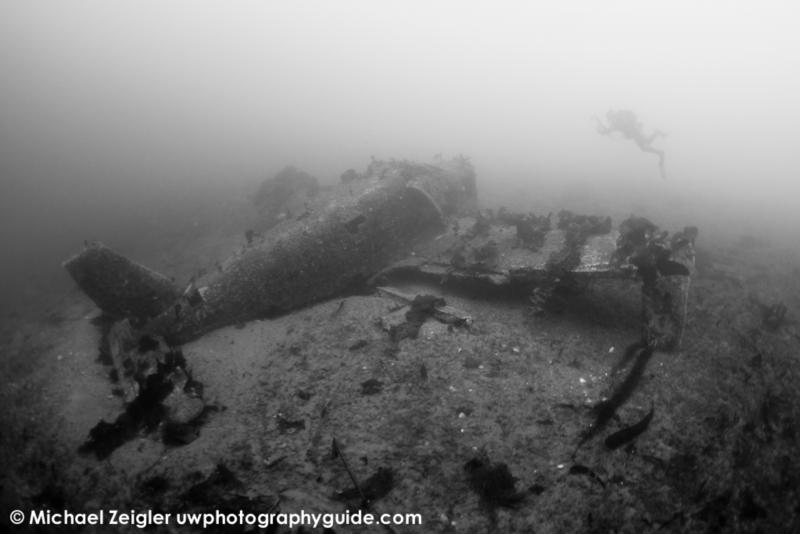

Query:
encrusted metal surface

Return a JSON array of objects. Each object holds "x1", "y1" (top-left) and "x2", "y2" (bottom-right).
[
  {"x1": 575, "y1": 232, "x2": 620, "y2": 273},
  {"x1": 413, "y1": 217, "x2": 621, "y2": 279}
]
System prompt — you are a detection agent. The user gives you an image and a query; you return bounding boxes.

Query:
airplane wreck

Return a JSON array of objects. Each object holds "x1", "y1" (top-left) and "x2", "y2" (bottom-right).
[
  {"x1": 64, "y1": 156, "x2": 696, "y2": 352},
  {"x1": 63, "y1": 157, "x2": 697, "y2": 462}
]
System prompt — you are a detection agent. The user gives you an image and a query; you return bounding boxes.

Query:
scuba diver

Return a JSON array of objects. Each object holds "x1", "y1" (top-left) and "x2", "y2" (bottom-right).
[{"x1": 596, "y1": 109, "x2": 667, "y2": 179}]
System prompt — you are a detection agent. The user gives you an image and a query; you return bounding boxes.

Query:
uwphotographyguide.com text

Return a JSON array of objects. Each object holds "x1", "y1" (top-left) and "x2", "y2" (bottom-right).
[{"x1": 9, "y1": 508, "x2": 423, "y2": 530}]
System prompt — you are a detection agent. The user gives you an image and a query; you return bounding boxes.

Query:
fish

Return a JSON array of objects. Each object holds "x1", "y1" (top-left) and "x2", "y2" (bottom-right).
[
  {"x1": 604, "y1": 403, "x2": 655, "y2": 450},
  {"x1": 464, "y1": 454, "x2": 527, "y2": 508},
  {"x1": 568, "y1": 464, "x2": 605, "y2": 488},
  {"x1": 579, "y1": 341, "x2": 653, "y2": 446},
  {"x1": 609, "y1": 339, "x2": 649, "y2": 376}
]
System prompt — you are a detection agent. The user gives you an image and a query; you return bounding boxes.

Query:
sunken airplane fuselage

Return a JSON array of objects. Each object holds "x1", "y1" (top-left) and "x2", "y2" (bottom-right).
[
  {"x1": 64, "y1": 157, "x2": 695, "y2": 350},
  {"x1": 65, "y1": 158, "x2": 478, "y2": 344}
]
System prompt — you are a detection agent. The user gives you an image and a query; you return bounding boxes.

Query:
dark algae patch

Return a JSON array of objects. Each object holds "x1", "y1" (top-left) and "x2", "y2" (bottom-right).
[
  {"x1": 79, "y1": 345, "x2": 207, "y2": 459},
  {"x1": 389, "y1": 294, "x2": 445, "y2": 342},
  {"x1": 334, "y1": 467, "x2": 395, "y2": 505},
  {"x1": 464, "y1": 450, "x2": 528, "y2": 520}
]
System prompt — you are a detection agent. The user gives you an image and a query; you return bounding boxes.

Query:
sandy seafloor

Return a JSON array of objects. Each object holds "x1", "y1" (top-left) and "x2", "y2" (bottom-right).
[{"x1": 2, "y1": 181, "x2": 800, "y2": 534}]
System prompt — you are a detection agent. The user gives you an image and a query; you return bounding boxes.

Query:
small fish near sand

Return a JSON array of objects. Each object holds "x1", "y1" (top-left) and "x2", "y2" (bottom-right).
[
  {"x1": 578, "y1": 340, "x2": 654, "y2": 447},
  {"x1": 604, "y1": 403, "x2": 655, "y2": 450},
  {"x1": 568, "y1": 464, "x2": 606, "y2": 488}
]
